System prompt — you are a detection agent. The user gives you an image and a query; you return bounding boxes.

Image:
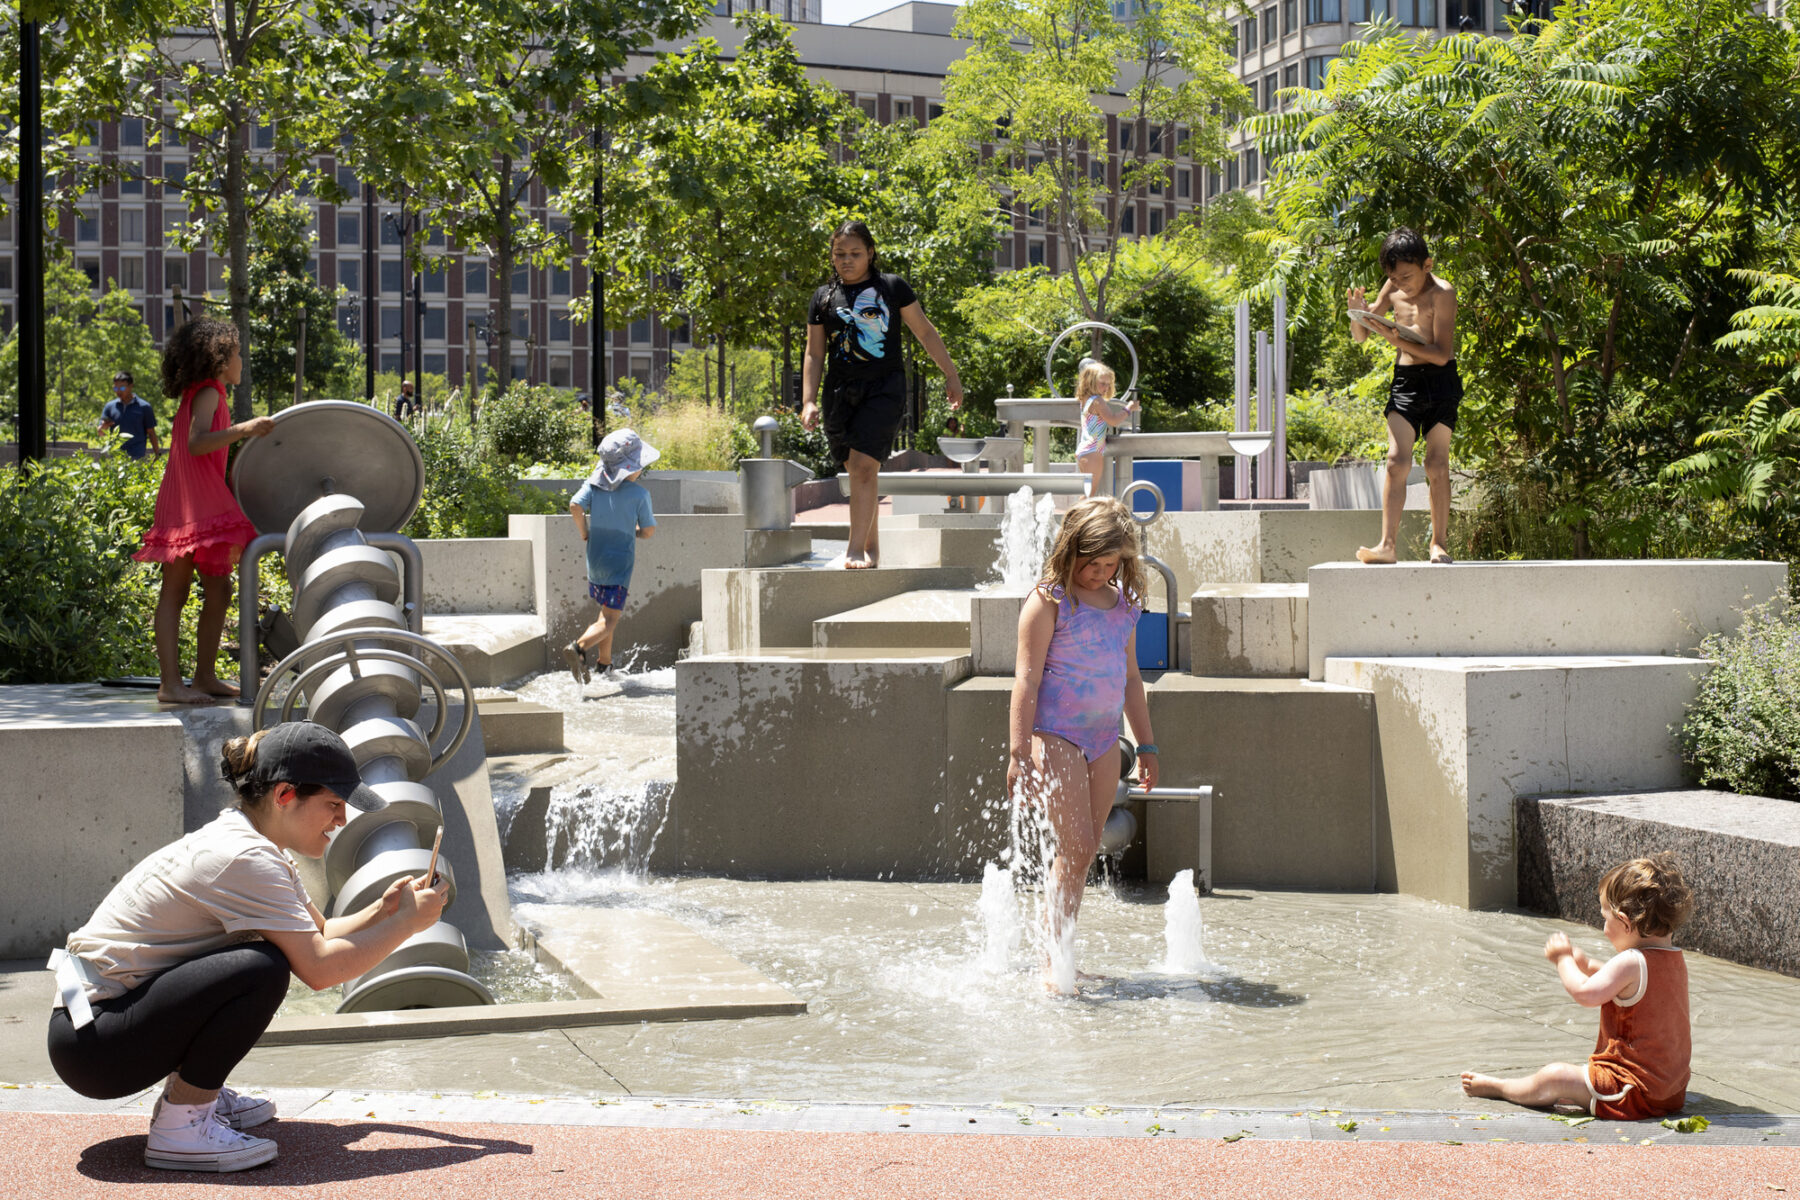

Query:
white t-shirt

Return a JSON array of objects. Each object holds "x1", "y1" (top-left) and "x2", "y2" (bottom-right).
[{"x1": 62, "y1": 808, "x2": 319, "y2": 1003}]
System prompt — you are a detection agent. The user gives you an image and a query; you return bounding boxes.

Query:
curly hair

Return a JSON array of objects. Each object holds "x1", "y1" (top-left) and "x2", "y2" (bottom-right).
[
  {"x1": 161, "y1": 316, "x2": 239, "y2": 400},
  {"x1": 1599, "y1": 852, "x2": 1694, "y2": 938},
  {"x1": 1038, "y1": 495, "x2": 1144, "y2": 609}
]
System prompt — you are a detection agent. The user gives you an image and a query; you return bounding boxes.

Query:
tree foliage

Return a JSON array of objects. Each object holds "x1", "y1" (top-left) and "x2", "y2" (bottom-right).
[{"x1": 244, "y1": 195, "x2": 353, "y2": 409}]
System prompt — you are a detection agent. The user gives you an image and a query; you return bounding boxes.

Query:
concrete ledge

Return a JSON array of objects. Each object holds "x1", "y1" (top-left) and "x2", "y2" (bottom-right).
[
  {"x1": 700, "y1": 565, "x2": 978, "y2": 655},
  {"x1": 813, "y1": 590, "x2": 974, "y2": 650},
  {"x1": 419, "y1": 538, "x2": 535, "y2": 614},
  {"x1": 1307, "y1": 559, "x2": 1786, "y2": 680},
  {"x1": 745, "y1": 529, "x2": 813, "y2": 568},
  {"x1": 422, "y1": 613, "x2": 546, "y2": 688},
  {"x1": 882, "y1": 527, "x2": 1004, "y2": 570},
  {"x1": 1326, "y1": 655, "x2": 1710, "y2": 910},
  {"x1": 1518, "y1": 790, "x2": 1800, "y2": 977},
  {"x1": 1145, "y1": 510, "x2": 1429, "y2": 596},
  {"x1": 470, "y1": 697, "x2": 565, "y2": 756},
  {"x1": 1190, "y1": 583, "x2": 1308, "y2": 678}
]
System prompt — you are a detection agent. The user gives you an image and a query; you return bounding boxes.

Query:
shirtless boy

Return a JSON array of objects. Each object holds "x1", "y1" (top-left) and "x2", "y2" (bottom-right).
[{"x1": 1348, "y1": 228, "x2": 1460, "y2": 566}]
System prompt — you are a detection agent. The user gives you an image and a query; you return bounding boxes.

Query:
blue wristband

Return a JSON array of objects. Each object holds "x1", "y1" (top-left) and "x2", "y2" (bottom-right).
[{"x1": 1135, "y1": 743, "x2": 1158, "y2": 756}]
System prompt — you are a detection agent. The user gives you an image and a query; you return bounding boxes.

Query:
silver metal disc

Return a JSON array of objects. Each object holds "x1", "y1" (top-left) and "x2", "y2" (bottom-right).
[{"x1": 233, "y1": 401, "x2": 424, "y2": 535}]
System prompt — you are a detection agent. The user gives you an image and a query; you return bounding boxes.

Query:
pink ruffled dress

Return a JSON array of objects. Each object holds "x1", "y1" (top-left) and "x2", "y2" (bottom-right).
[{"x1": 133, "y1": 379, "x2": 257, "y2": 577}]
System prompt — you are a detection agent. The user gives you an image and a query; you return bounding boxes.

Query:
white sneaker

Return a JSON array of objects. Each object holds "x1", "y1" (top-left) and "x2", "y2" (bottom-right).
[
  {"x1": 145, "y1": 1099, "x2": 277, "y2": 1172},
  {"x1": 214, "y1": 1085, "x2": 276, "y2": 1130}
]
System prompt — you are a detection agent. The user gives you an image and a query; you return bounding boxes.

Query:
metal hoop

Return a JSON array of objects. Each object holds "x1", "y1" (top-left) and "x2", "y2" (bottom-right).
[
  {"x1": 1045, "y1": 321, "x2": 1141, "y2": 400},
  {"x1": 1118, "y1": 479, "x2": 1166, "y2": 526},
  {"x1": 253, "y1": 627, "x2": 475, "y2": 773}
]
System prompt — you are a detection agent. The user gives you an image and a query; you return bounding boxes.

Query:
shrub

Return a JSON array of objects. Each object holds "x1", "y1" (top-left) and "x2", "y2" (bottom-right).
[
  {"x1": 407, "y1": 421, "x2": 565, "y2": 540},
  {"x1": 479, "y1": 383, "x2": 591, "y2": 465},
  {"x1": 1681, "y1": 590, "x2": 1800, "y2": 801},
  {"x1": 1285, "y1": 388, "x2": 1392, "y2": 464},
  {"x1": 624, "y1": 398, "x2": 755, "y2": 471}
]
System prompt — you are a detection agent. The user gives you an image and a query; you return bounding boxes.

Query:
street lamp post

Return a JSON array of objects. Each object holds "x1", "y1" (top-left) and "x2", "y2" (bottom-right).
[{"x1": 17, "y1": 19, "x2": 47, "y2": 464}]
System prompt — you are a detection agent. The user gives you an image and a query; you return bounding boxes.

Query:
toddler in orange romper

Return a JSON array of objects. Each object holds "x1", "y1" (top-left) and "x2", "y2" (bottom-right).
[{"x1": 1462, "y1": 853, "x2": 1694, "y2": 1119}]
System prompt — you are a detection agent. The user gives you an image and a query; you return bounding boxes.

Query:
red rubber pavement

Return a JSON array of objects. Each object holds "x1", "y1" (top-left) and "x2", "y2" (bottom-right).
[{"x1": 6, "y1": 1113, "x2": 1799, "y2": 1200}]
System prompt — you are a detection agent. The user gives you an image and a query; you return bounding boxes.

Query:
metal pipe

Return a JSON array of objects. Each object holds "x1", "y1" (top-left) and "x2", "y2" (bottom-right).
[
  {"x1": 366, "y1": 531, "x2": 425, "y2": 634},
  {"x1": 837, "y1": 471, "x2": 1088, "y2": 498},
  {"x1": 237, "y1": 532, "x2": 288, "y2": 702},
  {"x1": 1141, "y1": 552, "x2": 1183, "y2": 671}
]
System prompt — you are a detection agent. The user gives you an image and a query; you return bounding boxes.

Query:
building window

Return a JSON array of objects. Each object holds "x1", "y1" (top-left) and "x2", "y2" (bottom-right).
[
  {"x1": 894, "y1": 99, "x2": 914, "y2": 122},
  {"x1": 1264, "y1": 72, "x2": 1279, "y2": 111},
  {"x1": 1285, "y1": 64, "x2": 1300, "y2": 94},
  {"x1": 511, "y1": 309, "x2": 529, "y2": 340},
  {"x1": 75, "y1": 208, "x2": 100, "y2": 243},
  {"x1": 466, "y1": 262, "x2": 487, "y2": 294},
  {"x1": 380, "y1": 259, "x2": 404, "y2": 293},
  {"x1": 336, "y1": 165, "x2": 358, "y2": 195},
  {"x1": 629, "y1": 316, "x2": 650, "y2": 343},
  {"x1": 511, "y1": 265, "x2": 528, "y2": 295},
  {"x1": 1227, "y1": 158, "x2": 1240, "y2": 191},
  {"x1": 1148, "y1": 208, "x2": 1164, "y2": 235},
  {"x1": 1306, "y1": 54, "x2": 1334, "y2": 89},
  {"x1": 118, "y1": 256, "x2": 146, "y2": 291},
  {"x1": 120, "y1": 162, "x2": 144, "y2": 196},
  {"x1": 252, "y1": 123, "x2": 275, "y2": 150},
  {"x1": 1149, "y1": 125, "x2": 1164, "y2": 155},
  {"x1": 381, "y1": 307, "x2": 401, "y2": 339},
  {"x1": 1027, "y1": 239, "x2": 1045, "y2": 266},
  {"x1": 120, "y1": 117, "x2": 144, "y2": 147},
  {"x1": 381, "y1": 353, "x2": 402, "y2": 373},
  {"x1": 550, "y1": 356, "x2": 572, "y2": 388},
  {"x1": 425, "y1": 268, "x2": 446, "y2": 294},
  {"x1": 1177, "y1": 167, "x2": 1191, "y2": 198},
  {"x1": 380, "y1": 215, "x2": 402, "y2": 246},
  {"x1": 551, "y1": 266, "x2": 570, "y2": 296},
  {"x1": 1350, "y1": 0, "x2": 1424, "y2": 20},
  {"x1": 996, "y1": 240, "x2": 1012, "y2": 269},
  {"x1": 1245, "y1": 149, "x2": 1260, "y2": 184},
  {"x1": 337, "y1": 211, "x2": 359, "y2": 248},
  {"x1": 1120, "y1": 206, "x2": 1135, "y2": 235},
  {"x1": 1283, "y1": 0, "x2": 1297, "y2": 31},
  {"x1": 80, "y1": 257, "x2": 101, "y2": 288},
  {"x1": 120, "y1": 207, "x2": 146, "y2": 244},
  {"x1": 1262, "y1": 6, "x2": 1278, "y2": 42},
  {"x1": 1306, "y1": 0, "x2": 1341, "y2": 21},
  {"x1": 1241, "y1": 17, "x2": 1257, "y2": 52},
  {"x1": 423, "y1": 308, "x2": 445, "y2": 340},
  {"x1": 0, "y1": 260, "x2": 11, "y2": 289},
  {"x1": 425, "y1": 353, "x2": 447, "y2": 375},
  {"x1": 1118, "y1": 123, "x2": 1134, "y2": 151},
  {"x1": 855, "y1": 96, "x2": 877, "y2": 121},
  {"x1": 927, "y1": 100, "x2": 944, "y2": 121},
  {"x1": 164, "y1": 256, "x2": 188, "y2": 291},
  {"x1": 551, "y1": 312, "x2": 571, "y2": 342},
  {"x1": 629, "y1": 356, "x2": 651, "y2": 387},
  {"x1": 337, "y1": 305, "x2": 358, "y2": 336},
  {"x1": 337, "y1": 258, "x2": 359, "y2": 294},
  {"x1": 1445, "y1": 0, "x2": 1482, "y2": 26}
]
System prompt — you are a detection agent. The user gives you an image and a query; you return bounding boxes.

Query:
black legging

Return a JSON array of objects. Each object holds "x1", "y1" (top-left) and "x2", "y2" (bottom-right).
[{"x1": 46, "y1": 942, "x2": 290, "y2": 1098}]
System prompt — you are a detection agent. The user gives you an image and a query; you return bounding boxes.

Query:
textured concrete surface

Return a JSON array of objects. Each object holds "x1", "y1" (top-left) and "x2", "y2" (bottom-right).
[
  {"x1": 0, "y1": 685, "x2": 186, "y2": 959},
  {"x1": 1326, "y1": 655, "x2": 1710, "y2": 910},
  {"x1": 882, "y1": 526, "x2": 1010, "y2": 570},
  {"x1": 1519, "y1": 790, "x2": 1800, "y2": 977},
  {"x1": 1145, "y1": 510, "x2": 1430, "y2": 595},
  {"x1": 699, "y1": 565, "x2": 977, "y2": 655},
  {"x1": 968, "y1": 587, "x2": 1030, "y2": 675},
  {"x1": 1190, "y1": 583, "x2": 1309, "y2": 677},
  {"x1": 422, "y1": 613, "x2": 546, "y2": 687},
  {"x1": 1307, "y1": 559, "x2": 1786, "y2": 680},
  {"x1": 812, "y1": 589, "x2": 975, "y2": 649},
  {"x1": 418, "y1": 536, "x2": 536, "y2": 614}
]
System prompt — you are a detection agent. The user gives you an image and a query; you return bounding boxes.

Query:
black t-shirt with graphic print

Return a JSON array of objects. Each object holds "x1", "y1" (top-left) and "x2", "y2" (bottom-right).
[{"x1": 808, "y1": 272, "x2": 917, "y2": 384}]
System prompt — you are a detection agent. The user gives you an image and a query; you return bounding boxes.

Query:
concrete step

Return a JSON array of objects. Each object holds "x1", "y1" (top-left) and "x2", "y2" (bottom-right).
[
  {"x1": 813, "y1": 589, "x2": 976, "y2": 649},
  {"x1": 1325, "y1": 654, "x2": 1711, "y2": 910},
  {"x1": 1189, "y1": 583, "x2": 1307, "y2": 678},
  {"x1": 426, "y1": 691, "x2": 565, "y2": 756},
  {"x1": 423, "y1": 613, "x2": 546, "y2": 688},
  {"x1": 880, "y1": 527, "x2": 1004, "y2": 570},
  {"x1": 700, "y1": 564, "x2": 979, "y2": 654},
  {"x1": 1518, "y1": 789, "x2": 1800, "y2": 977},
  {"x1": 1307, "y1": 559, "x2": 1786, "y2": 680}
]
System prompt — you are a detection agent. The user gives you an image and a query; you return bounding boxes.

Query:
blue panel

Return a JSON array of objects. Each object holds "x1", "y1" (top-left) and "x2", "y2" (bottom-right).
[
  {"x1": 1130, "y1": 460, "x2": 1184, "y2": 513},
  {"x1": 1136, "y1": 611, "x2": 1169, "y2": 670}
]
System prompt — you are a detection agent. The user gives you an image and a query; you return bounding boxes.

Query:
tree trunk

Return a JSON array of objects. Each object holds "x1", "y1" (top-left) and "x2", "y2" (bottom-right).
[
  {"x1": 224, "y1": 34, "x2": 252, "y2": 422},
  {"x1": 782, "y1": 324, "x2": 793, "y2": 409},
  {"x1": 494, "y1": 151, "x2": 514, "y2": 392},
  {"x1": 717, "y1": 336, "x2": 727, "y2": 409}
]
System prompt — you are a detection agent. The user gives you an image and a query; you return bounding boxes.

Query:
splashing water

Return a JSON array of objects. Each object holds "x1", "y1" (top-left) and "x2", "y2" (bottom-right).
[
  {"x1": 1158, "y1": 868, "x2": 1208, "y2": 974},
  {"x1": 977, "y1": 862, "x2": 1021, "y2": 974},
  {"x1": 992, "y1": 486, "x2": 1058, "y2": 589},
  {"x1": 542, "y1": 778, "x2": 673, "y2": 876}
]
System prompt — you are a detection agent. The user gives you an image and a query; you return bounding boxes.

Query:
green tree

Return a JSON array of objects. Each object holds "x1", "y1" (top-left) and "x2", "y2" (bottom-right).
[
  {"x1": 245, "y1": 195, "x2": 352, "y2": 409},
  {"x1": 602, "y1": 15, "x2": 853, "y2": 407},
  {"x1": 939, "y1": 0, "x2": 1248, "y2": 337},
  {"x1": 1249, "y1": 1, "x2": 1800, "y2": 558}
]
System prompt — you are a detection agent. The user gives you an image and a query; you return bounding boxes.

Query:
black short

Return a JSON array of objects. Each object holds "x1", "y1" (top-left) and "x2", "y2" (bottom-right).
[
  {"x1": 1385, "y1": 362, "x2": 1463, "y2": 441},
  {"x1": 822, "y1": 373, "x2": 906, "y2": 466}
]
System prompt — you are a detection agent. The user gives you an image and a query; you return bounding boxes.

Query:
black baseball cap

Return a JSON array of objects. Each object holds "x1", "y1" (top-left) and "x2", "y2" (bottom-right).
[{"x1": 249, "y1": 721, "x2": 386, "y2": 812}]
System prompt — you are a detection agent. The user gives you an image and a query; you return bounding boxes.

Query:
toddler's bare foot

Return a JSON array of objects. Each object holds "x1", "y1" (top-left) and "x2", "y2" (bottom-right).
[
  {"x1": 193, "y1": 676, "x2": 240, "y2": 698},
  {"x1": 1461, "y1": 1071, "x2": 1504, "y2": 1099},
  {"x1": 1430, "y1": 544, "x2": 1455, "y2": 565},
  {"x1": 1355, "y1": 544, "x2": 1398, "y2": 564},
  {"x1": 157, "y1": 682, "x2": 217, "y2": 706}
]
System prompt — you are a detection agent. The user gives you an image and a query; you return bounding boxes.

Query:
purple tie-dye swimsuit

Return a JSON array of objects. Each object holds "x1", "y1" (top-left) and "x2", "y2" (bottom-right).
[{"x1": 1032, "y1": 583, "x2": 1143, "y2": 761}]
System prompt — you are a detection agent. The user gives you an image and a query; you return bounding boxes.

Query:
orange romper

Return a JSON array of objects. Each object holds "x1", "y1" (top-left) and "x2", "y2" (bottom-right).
[{"x1": 1585, "y1": 946, "x2": 1690, "y2": 1120}]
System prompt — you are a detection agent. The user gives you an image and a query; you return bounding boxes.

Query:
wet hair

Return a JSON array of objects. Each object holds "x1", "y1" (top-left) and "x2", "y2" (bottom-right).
[
  {"x1": 162, "y1": 316, "x2": 240, "y2": 401},
  {"x1": 220, "y1": 730, "x2": 331, "y2": 812},
  {"x1": 829, "y1": 220, "x2": 880, "y2": 278},
  {"x1": 1077, "y1": 359, "x2": 1116, "y2": 404},
  {"x1": 1380, "y1": 228, "x2": 1431, "y2": 273},
  {"x1": 1599, "y1": 852, "x2": 1694, "y2": 938},
  {"x1": 1039, "y1": 496, "x2": 1144, "y2": 610}
]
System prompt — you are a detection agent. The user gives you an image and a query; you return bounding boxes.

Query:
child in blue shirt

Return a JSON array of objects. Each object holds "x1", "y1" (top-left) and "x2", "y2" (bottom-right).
[{"x1": 565, "y1": 429, "x2": 658, "y2": 685}]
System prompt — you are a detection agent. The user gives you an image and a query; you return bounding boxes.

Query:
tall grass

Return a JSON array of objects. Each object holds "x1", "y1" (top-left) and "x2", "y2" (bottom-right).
[{"x1": 624, "y1": 399, "x2": 756, "y2": 471}]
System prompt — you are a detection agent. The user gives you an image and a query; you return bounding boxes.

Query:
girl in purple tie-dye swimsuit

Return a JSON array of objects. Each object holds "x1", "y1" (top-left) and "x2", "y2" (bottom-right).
[{"x1": 1009, "y1": 497, "x2": 1159, "y2": 992}]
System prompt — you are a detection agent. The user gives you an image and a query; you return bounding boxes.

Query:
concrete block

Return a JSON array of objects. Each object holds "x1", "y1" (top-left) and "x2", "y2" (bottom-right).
[
  {"x1": 1147, "y1": 676, "x2": 1377, "y2": 890},
  {"x1": 513, "y1": 512, "x2": 752, "y2": 672},
  {"x1": 1307, "y1": 559, "x2": 1787, "y2": 681},
  {"x1": 1518, "y1": 790, "x2": 1800, "y2": 977},
  {"x1": 418, "y1": 537, "x2": 535, "y2": 615},
  {"x1": 0, "y1": 686, "x2": 187, "y2": 957},
  {"x1": 969, "y1": 587, "x2": 1031, "y2": 675},
  {"x1": 813, "y1": 589, "x2": 975, "y2": 650},
  {"x1": 672, "y1": 650, "x2": 973, "y2": 876},
  {"x1": 520, "y1": 470, "x2": 741, "y2": 515},
  {"x1": 1326, "y1": 655, "x2": 1710, "y2": 910},
  {"x1": 941, "y1": 677, "x2": 1024, "y2": 877},
  {"x1": 699, "y1": 565, "x2": 977, "y2": 655},
  {"x1": 422, "y1": 613, "x2": 546, "y2": 687},
  {"x1": 1144, "y1": 509, "x2": 1429, "y2": 598},
  {"x1": 745, "y1": 529, "x2": 812, "y2": 568},
  {"x1": 882, "y1": 527, "x2": 1007, "y2": 570},
  {"x1": 1190, "y1": 584, "x2": 1308, "y2": 678},
  {"x1": 471, "y1": 699, "x2": 565, "y2": 756}
]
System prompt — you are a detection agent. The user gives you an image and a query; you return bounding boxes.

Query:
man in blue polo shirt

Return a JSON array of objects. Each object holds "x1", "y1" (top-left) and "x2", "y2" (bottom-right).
[{"x1": 99, "y1": 371, "x2": 161, "y2": 459}]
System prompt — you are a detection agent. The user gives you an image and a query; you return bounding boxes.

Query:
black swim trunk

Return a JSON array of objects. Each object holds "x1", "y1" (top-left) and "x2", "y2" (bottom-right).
[
  {"x1": 1385, "y1": 361, "x2": 1463, "y2": 441},
  {"x1": 822, "y1": 371, "x2": 906, "y2": 466}
]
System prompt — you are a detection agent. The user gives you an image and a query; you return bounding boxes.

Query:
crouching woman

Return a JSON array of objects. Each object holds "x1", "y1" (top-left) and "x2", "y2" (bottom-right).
[{"x1": 46, "y1": 721, "x2": 446, "y2": 1172}]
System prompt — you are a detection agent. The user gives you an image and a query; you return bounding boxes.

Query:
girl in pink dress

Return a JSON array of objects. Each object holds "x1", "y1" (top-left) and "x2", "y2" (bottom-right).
[
  {"x1": 135, "y1": 318, "x2": 273, "y2": 705},
  {"x1": 1008, "y1": 496, "x2": 1159, "y2": 992}
]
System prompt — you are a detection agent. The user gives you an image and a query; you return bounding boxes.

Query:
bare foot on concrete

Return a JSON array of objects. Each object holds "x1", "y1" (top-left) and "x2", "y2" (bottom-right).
[
  {"x1": 193, "y1": 675, "x2": 240, "y2": 698},
  {"x1": 1355, "y1": 544, "x2": 1397, "y2": 564},
  {"x1": 158, "y1": 682, "x2": 217, "y2": 705},
  {"x1": 1430, "y1": 544, "x2": 1455, "y2": 564},
  {"x1": 845, "y1": 554, "x2": 876, "y2": 569},
  {"x1": 1461, "y1": 1071, "x2": 1505, "y2": 1099}
]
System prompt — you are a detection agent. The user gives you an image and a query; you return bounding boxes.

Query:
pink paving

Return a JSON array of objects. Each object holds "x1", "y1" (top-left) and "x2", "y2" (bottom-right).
[{"x1": 8, "y1": 1113, "x2": 1799, "y2": 1199}]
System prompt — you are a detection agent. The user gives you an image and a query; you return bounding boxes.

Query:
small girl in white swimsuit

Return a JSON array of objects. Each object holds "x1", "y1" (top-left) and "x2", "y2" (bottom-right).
[{"x1": 1074, "y1": 359, "x2": 1136, "y2": 496}]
